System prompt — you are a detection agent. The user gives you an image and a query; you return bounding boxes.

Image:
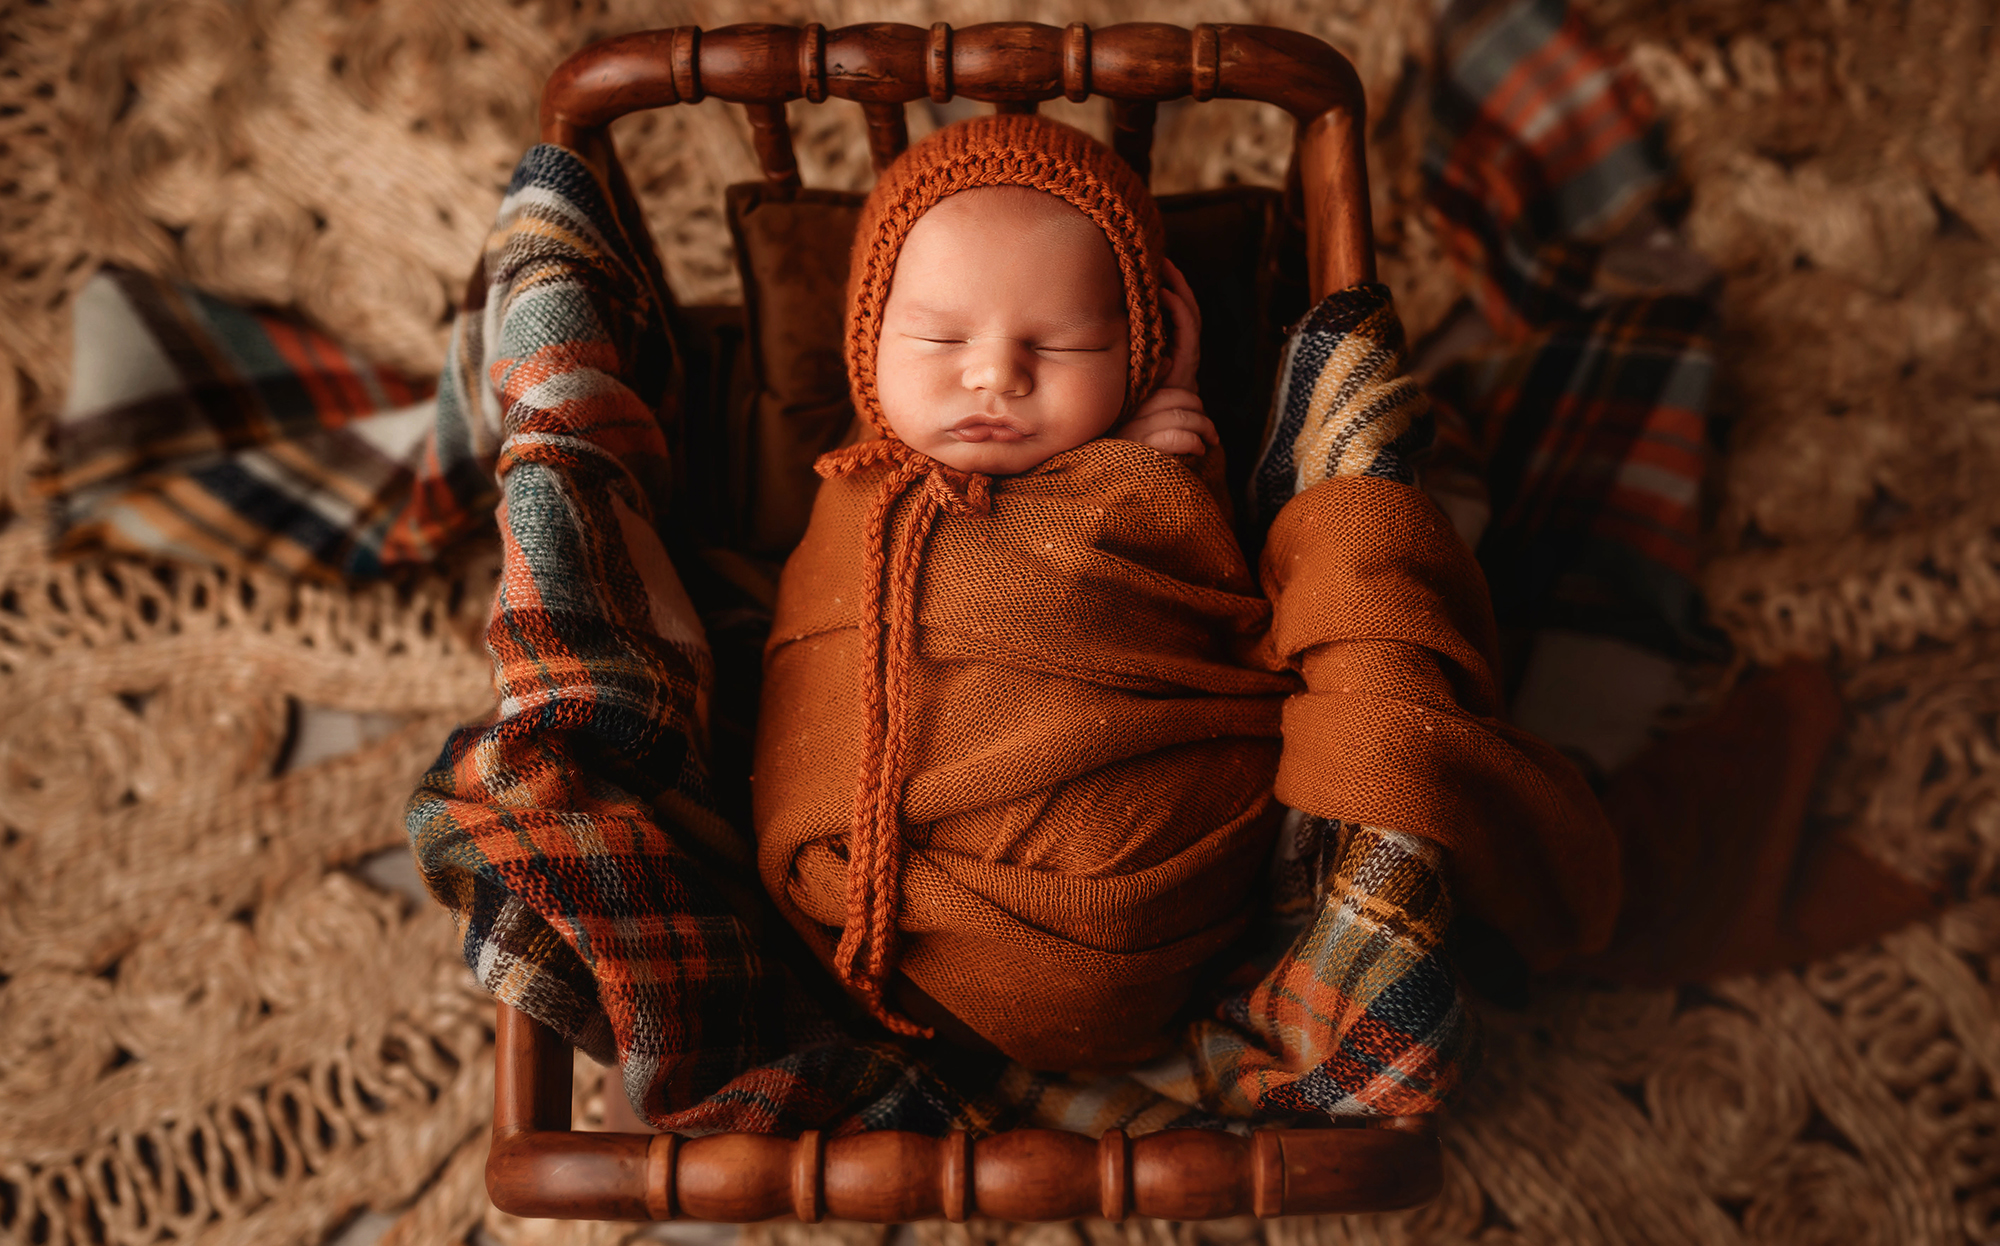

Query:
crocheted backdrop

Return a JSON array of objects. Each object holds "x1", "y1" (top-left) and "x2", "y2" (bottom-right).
[{"x1": 3, "y1": 1, "x2": 1999, "y2": 1244}]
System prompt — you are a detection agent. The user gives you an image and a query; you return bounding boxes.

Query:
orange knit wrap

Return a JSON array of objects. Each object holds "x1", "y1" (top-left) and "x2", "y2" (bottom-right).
[
  {"x1": 755, "y1": 116, "x2": 1285, "y2": 1067},
  {"x1": 757, "y1": 436, "x2": 1295, "y2": 1068}
]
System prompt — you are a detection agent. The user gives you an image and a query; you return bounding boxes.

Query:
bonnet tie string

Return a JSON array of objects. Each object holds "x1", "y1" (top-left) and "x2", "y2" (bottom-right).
[{"x1": 815, "y1": 441, "x2": 991, "y2": 1034}]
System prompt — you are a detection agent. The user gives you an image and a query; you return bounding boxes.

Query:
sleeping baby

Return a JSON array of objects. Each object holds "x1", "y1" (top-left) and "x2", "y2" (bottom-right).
[{"x1": 755, "y1": 114, "x2": 1402, "y2": 1071}]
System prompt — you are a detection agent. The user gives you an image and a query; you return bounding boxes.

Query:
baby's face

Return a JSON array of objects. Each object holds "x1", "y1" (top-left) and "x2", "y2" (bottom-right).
[{"x1": 875, "y1": 186, "x2": 1130, "y2": 475}]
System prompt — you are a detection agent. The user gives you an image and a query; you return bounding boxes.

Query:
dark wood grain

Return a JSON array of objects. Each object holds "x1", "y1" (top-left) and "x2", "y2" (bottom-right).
[
  {"x1": 542, "y1": 21, "x2": 1365, "y2": 119},
  {"x1": 1062, "y1": 22, "x2": 1091, "y2": 101},
  {"x1": 743, "y1": 100, "x2": 802, "y2": 195},
  {"x1": 951, "y1": 22, "x2": 1063, "y2": 101},
  {"x1": 1132, "y1": 1126, "x2": 1249, "y2": 1220},
  {"x1": 825, "y1": 1130, "x2": 949, "y2": 1222},
  {"x1": 1098, "y1": 1129, "x2": 1131, "y2": 1220},
  {"x1": 488, "y1": 1003, "x2": 656, "y2": 1220}
]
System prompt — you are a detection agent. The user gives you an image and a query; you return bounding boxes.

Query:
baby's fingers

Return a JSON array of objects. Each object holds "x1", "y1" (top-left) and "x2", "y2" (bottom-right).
[
  {"x1": 1117, "y1": 398, "x2": 1219, "y2": 455},
  {"x1": 1159, "y1": 260, "x2": 1203, "y2": 393},
  {"x1": 1138, "y1": 427, "x2": 1211, "y2": 455}
]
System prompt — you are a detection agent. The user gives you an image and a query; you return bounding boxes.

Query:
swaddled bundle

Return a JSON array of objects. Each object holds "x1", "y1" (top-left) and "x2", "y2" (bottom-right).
[
  {"x1": 759, "y1": 437, "x2": 1296, "y2": 1070},
  {"x1": 754, "y1": 116, "x2": 1297, "y2": 1071},
  {"x1": 755, "y1": 116, "x2": 1613, "y2": 1074}
]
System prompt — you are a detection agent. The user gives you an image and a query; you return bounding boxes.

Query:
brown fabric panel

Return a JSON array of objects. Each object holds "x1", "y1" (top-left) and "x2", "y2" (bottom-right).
[
  {"x1": 1260, "y1": 474, "x2": 1623, "y2": 970},
  {"x1": 725, "y1": 185, "x2": 866, "y2": 556}
]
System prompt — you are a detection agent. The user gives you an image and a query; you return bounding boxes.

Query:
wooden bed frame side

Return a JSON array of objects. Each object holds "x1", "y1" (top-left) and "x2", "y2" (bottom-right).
[{"x1": 487, "y1": 1003, "x2": 1444, "y2": 1222}]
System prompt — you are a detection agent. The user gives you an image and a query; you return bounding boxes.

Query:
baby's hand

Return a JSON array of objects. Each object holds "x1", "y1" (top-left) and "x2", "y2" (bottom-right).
[
  {"x1": 1115, "y1": 260, "x2": 1216, "y2": 456},
  {"x1": 1158, "y1": 259, "x2": 1201, "y2": 394},
  {"x1": 1115, "y1": 387, "x2": 1218, "y2": 456}
]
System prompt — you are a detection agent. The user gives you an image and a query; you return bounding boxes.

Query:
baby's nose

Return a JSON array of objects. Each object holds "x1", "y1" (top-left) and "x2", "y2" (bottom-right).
[{"x1": 963, "y1": 340, "x2": 1034, "y2": 396}]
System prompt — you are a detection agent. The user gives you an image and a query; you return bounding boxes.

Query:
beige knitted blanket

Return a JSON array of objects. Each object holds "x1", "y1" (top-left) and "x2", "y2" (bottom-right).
[{"x1": 3, "y1": 0, "x2": 1998, "y2": 1243}]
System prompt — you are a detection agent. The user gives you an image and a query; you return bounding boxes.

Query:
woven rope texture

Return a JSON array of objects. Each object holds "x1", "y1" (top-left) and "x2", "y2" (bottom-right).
[{"x1": 2, "y1": 0, "x2": 1998, "y2": 1243}]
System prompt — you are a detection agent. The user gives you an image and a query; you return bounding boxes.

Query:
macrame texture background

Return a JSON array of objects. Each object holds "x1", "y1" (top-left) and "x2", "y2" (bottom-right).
[{"x1": 1, "y1": 0, "x2": 1998, "y2": 1244}]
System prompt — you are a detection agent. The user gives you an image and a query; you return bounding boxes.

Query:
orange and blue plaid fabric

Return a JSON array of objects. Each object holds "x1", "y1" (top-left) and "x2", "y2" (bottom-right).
[
  {"x1": 1430, "y1": 296, "x2": 1718, "y2": 655},
  {"x1": 45, "y1": 268, "x2": 481, "y2": 579},
  {"x1": 1426, "y1": 0, "x2": 1720, "y2": 657},
  {"x1": 401, "y1": 145, "x2": 1020, "y2": 1134},
  {"x1": 1426, "y1": 0, "x2": 1673, "y2": 331}
]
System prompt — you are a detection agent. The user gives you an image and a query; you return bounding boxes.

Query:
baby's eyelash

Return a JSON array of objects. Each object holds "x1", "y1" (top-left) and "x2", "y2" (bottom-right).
[{"x1": 901, "y1": 336, "x2": 1109, "y2": 352}]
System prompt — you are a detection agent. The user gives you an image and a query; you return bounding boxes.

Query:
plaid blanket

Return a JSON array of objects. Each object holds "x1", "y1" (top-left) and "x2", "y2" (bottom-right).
[
  {"x1": 1427, "y1": 0, "x2": 1673, "y2": 332},
  {"x1": 47, "y1": 270, "x2": 492, "y2": 579},
  {"x1": 1425, "y1": 0, "x2": 1719, "y2": 661},
  {"x1": 1429, "y1": 295, "x2": 1717, "y2": 657},
  {"x1": 399, "y1": 142, "x2": 1470, "y2": 1132},
  {"x1": 43, "y1": 0, "x2": 1709, "y2": 1133}
]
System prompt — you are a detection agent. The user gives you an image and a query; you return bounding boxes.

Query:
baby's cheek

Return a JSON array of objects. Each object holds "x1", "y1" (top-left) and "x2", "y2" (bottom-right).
[{"x1": 874, "y1": 356, "x2": 940, "y2": 441}]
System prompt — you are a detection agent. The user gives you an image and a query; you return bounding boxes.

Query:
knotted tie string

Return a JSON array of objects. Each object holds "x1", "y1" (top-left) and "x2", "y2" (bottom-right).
[{"x1": 813, "y1": 440, "x2": 992, "y2": 1035}]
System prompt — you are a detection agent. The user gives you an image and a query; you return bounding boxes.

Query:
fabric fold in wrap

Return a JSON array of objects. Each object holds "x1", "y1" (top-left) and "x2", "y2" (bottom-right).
[{"x1": 1261, "y1": 474, "x2": 1622, "y2": 968}]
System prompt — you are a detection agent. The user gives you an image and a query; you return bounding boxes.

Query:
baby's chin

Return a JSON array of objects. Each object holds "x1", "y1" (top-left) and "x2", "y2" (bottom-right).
[{"x1": 915, "y1": 435, "x2": 1061, "y2": 476}]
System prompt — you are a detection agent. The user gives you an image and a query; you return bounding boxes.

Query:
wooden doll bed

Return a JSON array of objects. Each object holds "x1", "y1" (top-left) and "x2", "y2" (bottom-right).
[{"x1": 486, "y1": 19, "x2": 1442, "y2": 1224}]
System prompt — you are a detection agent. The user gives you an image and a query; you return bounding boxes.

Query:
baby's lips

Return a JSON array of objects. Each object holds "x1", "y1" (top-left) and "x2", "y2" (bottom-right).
[{"x1": 948, "y1": 415, "x2": 1028, "y2": 443}]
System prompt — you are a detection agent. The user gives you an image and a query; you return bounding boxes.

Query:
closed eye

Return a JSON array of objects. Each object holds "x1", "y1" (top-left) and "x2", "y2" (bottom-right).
[{"x1": 897, "y1": 335, "x2": 1112, "y2": 351}]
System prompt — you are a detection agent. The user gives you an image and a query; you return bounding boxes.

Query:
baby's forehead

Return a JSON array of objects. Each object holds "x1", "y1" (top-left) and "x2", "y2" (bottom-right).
[
  {"x1": 924, "y1": 184, "x2": 1093, "y2": 225},
  {"x1": 907, "y1": 186, "x2": 1119, "y2": 261},
  {"x1": 893, "y1": 186, "x2": 1126, "y2": 312}
]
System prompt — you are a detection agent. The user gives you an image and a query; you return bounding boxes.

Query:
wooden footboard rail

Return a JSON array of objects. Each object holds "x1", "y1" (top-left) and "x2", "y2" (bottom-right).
[{"x1": 486, "y1": 1003, "x2": 1443, "y2": 1223}]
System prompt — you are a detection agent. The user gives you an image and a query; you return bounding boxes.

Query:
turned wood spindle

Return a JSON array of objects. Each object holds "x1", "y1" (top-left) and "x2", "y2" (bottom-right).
[
  {"x1": 1190, "y1": 23, "x2": 1221, "y2": 102},
  {"x1": 489, "y1": 1002, "x2": 1441, "y2": 1222},
  {"x1": 672, "y1": 26, "x2": 703, "y2": 105},
  {"x1": 1250, "y1": 1129, "x2": 1282, "y2": 1219},
  {"x1": 536, "y1": 19, "x2": 1375, "y2": 294},
  {"x1": 1098, "y1": 1128, "x2": 1132, "y2": 1221},
  {"x1": 744, "y1": 100, "x2": 801, "y2": 196},
  {"x1": 798, "y1": 22, "x2": 827, "y2": 103},
  {"x1": 941, "y1": 1129, "x2": 972, "y2": 1223},
  {"x1": 1110, "y1": 98, "x2": 1157, "y2": 185},
  {"x1": 862, "y1": 100, "x2": 910, "y2": 171},
  {"x1": 792, "y1": 1130, "x2": 826, "y2": 1223},
  {"x1": 645, "y1": 1134, "x2": 679, "y2": 1221}
]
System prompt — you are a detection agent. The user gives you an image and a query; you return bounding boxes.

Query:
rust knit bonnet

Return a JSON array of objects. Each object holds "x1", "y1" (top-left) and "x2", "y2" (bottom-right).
[
  {"x1": 841, "y1": 112, "x2": 1170, "y2": 441},
  {"x1": 805, "y1": 114, "x2": 1176, "y2": 1039}
]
